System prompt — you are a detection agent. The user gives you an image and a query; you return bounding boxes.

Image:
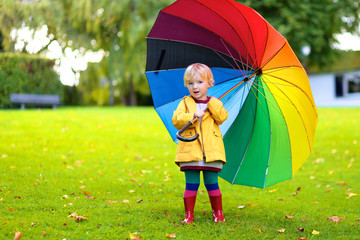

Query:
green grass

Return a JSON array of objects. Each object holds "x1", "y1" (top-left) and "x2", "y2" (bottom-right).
[{"x1": 0, "y1": 107, "x2": 359, "y2": 239}]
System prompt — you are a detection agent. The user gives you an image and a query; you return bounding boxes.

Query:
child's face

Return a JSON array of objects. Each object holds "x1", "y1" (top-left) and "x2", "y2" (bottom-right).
[{"x1": 187, "y1": 74, "x2": 210, "y2": 101}]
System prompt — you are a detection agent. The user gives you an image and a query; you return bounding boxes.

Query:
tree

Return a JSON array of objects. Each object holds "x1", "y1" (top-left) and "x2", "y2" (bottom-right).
[{"x1": 241, "y1": 0, "x2": 360, "y2": 69}]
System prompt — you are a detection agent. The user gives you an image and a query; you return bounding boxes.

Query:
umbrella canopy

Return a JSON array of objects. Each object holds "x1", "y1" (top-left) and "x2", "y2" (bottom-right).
[{"x1": 145, "y1": 0, "x2": 318, "y2": 188}]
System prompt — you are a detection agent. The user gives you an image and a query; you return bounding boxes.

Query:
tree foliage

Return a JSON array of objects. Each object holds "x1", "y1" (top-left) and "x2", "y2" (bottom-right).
[{"x1": 241, "y1": 0, "x2": 360, "y2": 68}]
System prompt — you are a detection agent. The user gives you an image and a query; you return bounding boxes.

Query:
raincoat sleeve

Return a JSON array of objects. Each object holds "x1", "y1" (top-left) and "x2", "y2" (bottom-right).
[
  {"x1": 207, "y1": 97, "x2": 228, "y2": 125},
  {"x1": 172, "y1": 99, "x2": 195, "y2": 130}
]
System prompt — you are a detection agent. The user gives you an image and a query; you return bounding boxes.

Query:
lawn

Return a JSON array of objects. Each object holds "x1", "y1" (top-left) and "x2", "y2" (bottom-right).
[{"x1": 0, "y1": 107, "x2": 359, "y2": 239}]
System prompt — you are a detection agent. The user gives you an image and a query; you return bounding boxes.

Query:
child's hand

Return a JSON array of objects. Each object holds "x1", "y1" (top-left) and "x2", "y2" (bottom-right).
[{"x1": 194, "y1": 110, "x2": 205, "y2": 119}]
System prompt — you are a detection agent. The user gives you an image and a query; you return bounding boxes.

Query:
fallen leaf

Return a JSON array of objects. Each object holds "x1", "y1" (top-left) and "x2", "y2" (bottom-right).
[
  {"x1": 254, "y1": 227, "x2": 262, "y2": 234},
  {"x1": 268, "y1": 189, "x2": 277, "y2": 193},
  {"x1": 346, "y1": 193, "x2": 358, "y2": 199},
  {"x1": 14, "y1": 196, "x2": 21, "y2": 199},
  {"x1": 297, "y1": 238, "x2": 308, "y2": 240},
  {"x1": 164, "y1": 210, "x2": 171, "y2": 218},
  {"x1": 68, "y1": 212, "x2": 77, "y2": 218},
  {"x1": 166, "y1": 233, "x2": 176, "y2": 238},
  {"x1": 277, "y1": 228, "x2": 285, "y2": 233},
  {"x1": 122, "y1": 200, "x2": 129, "y2": 203},
  {"x1": 83, "y1": 191, "x2": 90, "y2": 195},
  {"x1": 314, "y1": 158, "x2": 324, "y2": 164},
  {"x1": 298, "y1": 228, "x2": 305, "y2": 232},
  {"x1": 75, "y1": 215, "x2": 88, "y2": 222},
  {"x1": 238, "y1": 205, "x2": 245, "y2": 209},
  {"x1": 129, "y1": 232, "x2": 142, "y2": 240},
  {"x1": 246, "y1": 202, "x2": 257, "y2": 207},
  {"x1": 285, "y1": 215, "x2": 294, "y2": 219},
  {"x1": 106, "y1": 200, "x2": 118, "y2": 204},
  {"x1": 337, "y1": 182, "x2": 347, "y2": 186},
  {"x1": 327, "y1": 216, "x2": 345, "y2": 223},
  {"x1": 9, "y1": 208, "x2": 16, "y2": 211},
  {"x1": 79, "y1": 185, "x2": 86, "y2": 189},
  {"x1": 42, "y1": 230, "x2": 46, "y2": 236},
  {"x1": 14, "y1": 231, "x2": 22, "y2": 240},
  {"x1": 301, "y1": 218, "x2": 308, "y2": 222},
  {"x1": 355, "y1": 219, "x2": 360, "y2": 221},
  {"x1": 136, "y1": 198, "x2": 143, "y2": 203},
  {"x1": 312, "y1": 230, "x2": 320, "y2": 235}
]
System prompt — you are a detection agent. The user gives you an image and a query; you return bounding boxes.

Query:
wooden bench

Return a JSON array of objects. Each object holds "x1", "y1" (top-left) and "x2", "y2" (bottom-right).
[{"x1": 10, "y1": 93, "x2": 61, "y2": 109}]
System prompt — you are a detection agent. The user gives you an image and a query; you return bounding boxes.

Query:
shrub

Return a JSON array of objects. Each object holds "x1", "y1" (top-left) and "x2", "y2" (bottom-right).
[{"x1": 0, "y1": 53, "x2": 63, "y2": 108}]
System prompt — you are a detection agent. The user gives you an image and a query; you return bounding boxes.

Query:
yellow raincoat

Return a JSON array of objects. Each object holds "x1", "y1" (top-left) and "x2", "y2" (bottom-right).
[{"x1": 172, "y1": 96, "x2": 228, "y2": 164}]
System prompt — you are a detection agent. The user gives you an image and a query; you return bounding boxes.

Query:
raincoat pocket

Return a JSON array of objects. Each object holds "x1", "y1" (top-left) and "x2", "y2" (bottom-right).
[
  {"x1": 178, "y1": 129, "x2": 196, "y2": 152},
  {"x1": 212, "y1": 129, "x2": 225, "y2": 155}
]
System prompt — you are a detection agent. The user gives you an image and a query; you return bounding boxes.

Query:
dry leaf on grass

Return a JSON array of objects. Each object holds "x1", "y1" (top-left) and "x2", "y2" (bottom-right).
[
  {"x1": 14, "y1": 231, "x2": 22, "y2": 240},
  {"x1": 277, "y1": 228, "x2": 285, "y2": 233},
  {"x1": 166, "y1": 233, "x2": 176, "y2": 238},
  {"x1": 68, "y1": 212, "x2": 88, "y2": 222},
  {"x1": 254, "y1": 227, "x2": 262, "y2": 234},
  {"x1": 164, "y1": 210, "x2": 171, "y2": 218},
  {"x1": 346, "y1": 193, "x2": 358, "y2": 199},
  {"x1": 327, "y1": 216, "x2": 345, "y2": 223},
  {"x1": 311, "y1": 230, "x2": 320, "y2": 235},
  {"x1": 129, "y1": 232, "x2": 142, "y2": 240},
  {"x1": 106, "y1": 200, "x2": 118, "y2": 204}
]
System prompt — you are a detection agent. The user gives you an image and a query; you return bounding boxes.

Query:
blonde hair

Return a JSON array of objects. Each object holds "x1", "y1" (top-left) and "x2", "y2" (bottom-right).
[{"x1": 183, "y1": 63, "x2": 214, "y2": 87}]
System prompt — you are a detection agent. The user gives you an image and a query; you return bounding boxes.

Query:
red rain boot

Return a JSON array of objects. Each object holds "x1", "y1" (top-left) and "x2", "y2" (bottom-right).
[
  {"x1": 209, "y1": 195, "x2": 226, "y2": 223},
  {"x1": 182, "y1": 196, "x2": 196, "y2": 223}
]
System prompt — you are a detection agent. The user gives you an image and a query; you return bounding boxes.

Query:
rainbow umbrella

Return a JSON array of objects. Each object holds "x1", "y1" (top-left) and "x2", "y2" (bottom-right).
[{"x1": 145, "y1": 0, "x2": 318, "y2": 188}]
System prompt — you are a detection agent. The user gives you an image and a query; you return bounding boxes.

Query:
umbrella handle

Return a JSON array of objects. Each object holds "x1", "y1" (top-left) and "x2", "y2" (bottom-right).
[{"x1": 176, "y1": 118, "x2": 199, "y2": 142}]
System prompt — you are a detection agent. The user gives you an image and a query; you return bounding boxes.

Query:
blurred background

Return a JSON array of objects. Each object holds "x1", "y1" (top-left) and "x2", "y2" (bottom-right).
[{"x1": 0, "y1": 0, "x2": 359, "y2": 107}]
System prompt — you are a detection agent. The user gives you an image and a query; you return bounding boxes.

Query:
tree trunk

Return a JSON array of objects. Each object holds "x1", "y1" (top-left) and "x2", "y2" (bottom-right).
[
  {"x1": 129, "y1": 77, "x2": 137, "y2": 106},
  {"x1": 108, "y1": 77, "x2": 114, "y2": 106}
]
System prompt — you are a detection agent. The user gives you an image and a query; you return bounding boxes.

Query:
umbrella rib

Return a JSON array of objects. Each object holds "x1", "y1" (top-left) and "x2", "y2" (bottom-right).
[
  {"x1": 190, "y1": 0, "x2": 256, "y2": 67},
  {"x1": 261, "y1": 77, "x2": 294, "y2": 182},
  {"x1": 261, "y1": 74, "x2": 314, "y2": 153},
  {"x1": 251, "y1": 80, "x2": 283, "y2": 115},
  {"x1": 249, "y1": 80, "x2": 271, "y2": 122},
  {"x1": 265, "y1": 71, "x2": 318, "y2": 116},
  {"x1": 252, "y1": 77, "x2": 294, "y2": 106},
  {"x1": 231, "y1": 82, "x2": 256, "y2": 184},
  {"x1": 225, "y1": 0, "x2": 260, "y2": 68},
  {"x1": 219, "y1": 38, "x2": 246, "y2": 76},
  {"x1": 212, "y1": 49, "x2": 247, "y2": 76},
  {"x1": 250, "y1": 78, "x2": 272, "y2": 189},
  {"x1": 260, "y1": 41, "x2": 287, "y2": 69}
]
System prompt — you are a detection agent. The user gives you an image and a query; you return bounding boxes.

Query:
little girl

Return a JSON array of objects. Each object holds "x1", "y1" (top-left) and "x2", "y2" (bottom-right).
[{"x1": 172, "y1": 63, "x2": 228, "y2": 223}]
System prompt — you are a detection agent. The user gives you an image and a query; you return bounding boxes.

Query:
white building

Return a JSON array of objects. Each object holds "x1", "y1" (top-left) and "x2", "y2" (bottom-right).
[{"x1": 309, "y1": 69, "x2": 360, "y2": 107}]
